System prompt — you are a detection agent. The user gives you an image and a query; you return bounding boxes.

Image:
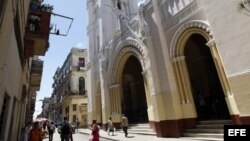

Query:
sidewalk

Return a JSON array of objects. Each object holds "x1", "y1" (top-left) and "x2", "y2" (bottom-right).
[{"x1": 77, "y1": 128, "x2": 199, "y2": 141}]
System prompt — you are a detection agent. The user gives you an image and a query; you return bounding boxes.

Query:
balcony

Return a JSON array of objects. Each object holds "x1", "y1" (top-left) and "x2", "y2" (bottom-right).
[
  {"x1": 30, "y1": 59, "x2": 43, "y2": 91},
  {"x1": 24, "y1": 1, "x2": 52, "y2": 57}
]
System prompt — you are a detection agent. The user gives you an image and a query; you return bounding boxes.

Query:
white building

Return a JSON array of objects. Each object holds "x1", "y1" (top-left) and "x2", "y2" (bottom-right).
[{"x1": 87, "y1": 0, "x2": 250, "y2": 138}]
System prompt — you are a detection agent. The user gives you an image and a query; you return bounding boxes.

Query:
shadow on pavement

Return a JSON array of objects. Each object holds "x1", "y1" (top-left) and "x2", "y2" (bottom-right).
[{"x1": 126, "y1": 136, "x2": 135, "y2": 138}]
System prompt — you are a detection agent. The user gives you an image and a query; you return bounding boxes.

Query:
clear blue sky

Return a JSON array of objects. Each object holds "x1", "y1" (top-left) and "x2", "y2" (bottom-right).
[{"x1": 34, "y1": 0, "x2": 145, "y2": 119}]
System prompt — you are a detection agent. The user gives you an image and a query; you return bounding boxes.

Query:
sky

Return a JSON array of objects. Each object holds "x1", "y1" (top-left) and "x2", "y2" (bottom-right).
[{"x1": 34, "y1": 0, "x2": 146, "y2": 119}]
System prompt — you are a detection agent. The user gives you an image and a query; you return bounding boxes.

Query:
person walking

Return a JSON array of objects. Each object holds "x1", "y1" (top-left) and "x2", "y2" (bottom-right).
[
  {"x1": 48, "y1": 121, "x2": 55, "y2": 141},
  {"x1": 89, "y1": 120, "x2": 99, "y2": 141},
  {"x1": 107, "y1": 117, "x2": 114, "y2": 136},
  {"x1": 60, "y1": 117, "x2": 71, "y2": 141},
  {"x1": 21, "y1": 122, "x2": 32, "y2": 141},
  {"x1": 121, "y1": 114, "x2": 128, "y2": 137},
  {"x1": 76, "y1": 118, "x2": 79, "y2": 132},
  {"x1": 29, "y1": 122, "x2": 42, "y2": 141}
]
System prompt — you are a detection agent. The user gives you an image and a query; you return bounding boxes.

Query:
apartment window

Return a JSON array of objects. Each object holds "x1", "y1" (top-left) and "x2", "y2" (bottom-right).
[
  {"x1": 0, "y1": 0, "x2": 7, "y2": 28},
  {"x1": 0, "y1": 94, "x2": 10, "y2": 141},
  {"x1": 73, "y1": 104, "x2": 77, "y2": 111},
  {"x1": 79, "y1": 58, "x2": 85, "y2": 67},
  {"x1": 73, "y1": 115, "x2": 77, "y2": 123},
  {"x1": 27, "y1": 14, "x2": 41, "y2": 32},
  {"x1": 67, "y1": 81, "x2": 71, "y2": 91},
  {"x1": 79, "y1": 77, "x2": 85, "y2": 94},
  {"x1": 14, "y1": 9, "x2": 25, "y2": 66},
  {"x1": 65, "y1": 106, "x2": 69, "y2": 117}
]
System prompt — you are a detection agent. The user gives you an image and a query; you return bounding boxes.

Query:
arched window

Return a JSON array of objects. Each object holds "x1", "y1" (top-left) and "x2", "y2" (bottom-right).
[{"x1": 79, "y1": 77, "x2": 85, "y2": 95}]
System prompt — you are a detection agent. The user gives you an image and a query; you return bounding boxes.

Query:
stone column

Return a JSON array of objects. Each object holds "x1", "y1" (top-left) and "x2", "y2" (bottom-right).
[
  {"x1": 171, "y1": 56, "x2": 196, "y2": 120},
  {"x1": 171, "y1": 56, "x2": 194, "y2": 103},
  {"x1": 171, "y1": 58, "x2": 186, "y2": 104}
]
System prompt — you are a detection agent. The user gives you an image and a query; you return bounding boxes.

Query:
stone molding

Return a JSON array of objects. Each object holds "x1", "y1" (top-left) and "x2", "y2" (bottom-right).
[
  {"x1": 108, "y1": 38, "x2": 147, "y2": 84},
  {"x1": 170, "y1": 56, "x2": 185, "y2": 62},
  {"x1": 162, "y1": 0, "x2": 201, "y2": 31},
  {"x1": 206, "y1": 38, "x2": 216, "y2": 48},
  {"x1": 170, "y1": 20, "x2": 212, "y2": 58}
]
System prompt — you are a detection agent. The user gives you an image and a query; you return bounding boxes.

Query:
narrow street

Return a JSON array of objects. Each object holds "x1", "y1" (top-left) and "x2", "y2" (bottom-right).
[{"x1": 1, "y1": 0, "x2": 250, "y2": 141}]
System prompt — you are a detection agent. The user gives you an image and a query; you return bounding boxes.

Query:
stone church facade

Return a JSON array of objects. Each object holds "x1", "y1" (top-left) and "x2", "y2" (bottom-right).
[{"x1": 86, "y1": 0, "x2": 250, "y2": 137}]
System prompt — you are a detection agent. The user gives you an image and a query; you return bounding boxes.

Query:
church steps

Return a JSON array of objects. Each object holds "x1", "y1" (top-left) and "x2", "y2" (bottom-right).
[
  {"x1": 117, "y1": 123, "x2": 156, "y2": 136},
  {"x1": 183, "y1": 120, "x2": 233, "y2": 140}
]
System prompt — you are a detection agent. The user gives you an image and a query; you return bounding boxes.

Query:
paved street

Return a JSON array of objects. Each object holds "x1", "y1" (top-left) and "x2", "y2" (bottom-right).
[
  {"x1": 42, "y1": 129, "x2": 113, "y2": 141},
  {"x1": 42, "y1": 128, "x2": 199, "y2": 141}
]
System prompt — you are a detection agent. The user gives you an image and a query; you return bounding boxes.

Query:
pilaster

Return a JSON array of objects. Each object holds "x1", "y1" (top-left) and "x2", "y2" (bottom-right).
[
  {"x1": 206, "y1": 39, "x2": 241, "y2": 124},
  {"x1": 108, "y1": 84, "x2": 122, "y2": 122}
]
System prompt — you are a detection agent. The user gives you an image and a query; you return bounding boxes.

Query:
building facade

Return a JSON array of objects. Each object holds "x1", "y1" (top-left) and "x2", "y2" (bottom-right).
[
  {"x1": 41, "y1": 97, "x2": 51, "y2": 118},
  {"x1": 50, "y1": 48, "x2": 88, "y2": 127},
  {"x1": 86, "y1": 0, "x2": 250, "y2": 137},
  {"x1": 0, "y1": 0, "x2": 52, "y2": 140}
]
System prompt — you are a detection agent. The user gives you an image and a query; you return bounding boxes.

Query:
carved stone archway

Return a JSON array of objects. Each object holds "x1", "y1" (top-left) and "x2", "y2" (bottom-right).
[
  {"x1": 108, "y1": 38, "x2": 148, "y2": 85},
  {"x1": 170, "y1": 20, "x2": 240, "y2": 124},
  {"x1": 170, "y1": 20, "x2": 212, "y2": 58},
  {"x1": 107, "y1": 38, "x2": 150, "y2": 122}
]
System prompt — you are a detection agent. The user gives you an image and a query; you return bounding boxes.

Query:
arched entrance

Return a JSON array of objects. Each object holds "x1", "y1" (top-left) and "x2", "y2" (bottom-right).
[
  {"x1": 121, "y1": 55, "x2": 148, "y2": 123},
  {"x1": 184, "y1": 34, "x2": 230, "y2": 120}
]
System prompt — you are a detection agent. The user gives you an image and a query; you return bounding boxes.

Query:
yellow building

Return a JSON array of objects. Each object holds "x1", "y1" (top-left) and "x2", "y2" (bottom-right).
[
  {"x1": 62, "y1": 95, "x2": 88, "y2": 127},
  {"x1": 50, "y1": 48, "x2": 88, "y2": 127}
]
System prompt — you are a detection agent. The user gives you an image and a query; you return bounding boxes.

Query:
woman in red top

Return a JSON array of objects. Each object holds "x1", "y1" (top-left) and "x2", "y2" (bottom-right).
[
  {"x1": 90, "y1": 120, "x2": 99, "y2": 141},
  {"x1": 29, "y1": 122, "x2": 42, "y2": 141}
]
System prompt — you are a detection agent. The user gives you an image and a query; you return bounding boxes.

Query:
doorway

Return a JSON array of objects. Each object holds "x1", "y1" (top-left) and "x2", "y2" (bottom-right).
[
  {"x1": 121, "y1": 56, "x2": 148, "y2": 123},
  {"x1": 184, "y1": 34, "x2": 230, "y2": 120}
]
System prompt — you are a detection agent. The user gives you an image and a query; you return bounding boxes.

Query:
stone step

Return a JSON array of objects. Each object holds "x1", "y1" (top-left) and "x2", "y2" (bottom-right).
[
  {"x1": 182, "y1": 137, "x2": 224, "y2": 141},
  {"x1": 185, "y1": 129, "x2": 223, "y2": 133},
  {"x1": 116, "y1": 123, "x2": 156, "y2": 136},
  {"x1": 128, "y1": 128, "x2": 155, "y2": 132},
  {"x1": 128, "y1": 126, "x2": 151, "y2": 129},
  {"x1": 129, "y1": 124, "x2": 150, "y2": 128},
  {"x1": 197, "y1": 124, "x2": 224, "y2": 129},
  {"x1": 199, "y1": 120, "x2": 232, "y2": 125},
  {"x1": 116, "y1": 130, "x2": 157, "y2": 136},
  {"x1": 183, "y1": 133, "x2": 224, "y2": 139}
]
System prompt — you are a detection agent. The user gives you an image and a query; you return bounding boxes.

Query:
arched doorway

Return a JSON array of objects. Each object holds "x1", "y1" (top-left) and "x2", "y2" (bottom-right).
[
  {"x1": 121, "y1": 55, "x2": 148, "y2": 123},
  {"x1": 184, "y1": 34, "x2": 230, "y2": 120}
]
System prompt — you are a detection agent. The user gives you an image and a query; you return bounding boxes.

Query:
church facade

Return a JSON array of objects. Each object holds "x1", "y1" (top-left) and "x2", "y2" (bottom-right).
[{"x1": 86, "y1": 0, "x2": 250, "y2": 137}]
